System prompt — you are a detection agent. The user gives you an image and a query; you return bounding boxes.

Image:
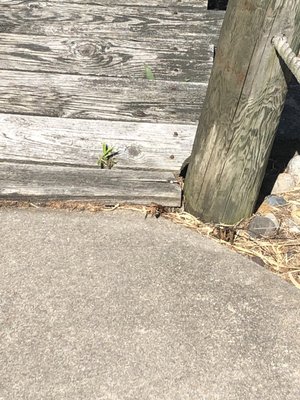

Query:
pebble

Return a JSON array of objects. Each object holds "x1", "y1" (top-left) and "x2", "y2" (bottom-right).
[
  {"x1": 249, "y1": 255, "x2": 265, "y2": 268},
  {"x1": 265, "y1": 195, "x2": 287, "y2": 206},
  {"x1": 286, "y1": 154, "x2": 300, "y2": 184},
  {"x1": 271, "y1": 173, "x2": 296, "y2": 194},
  {"x1": 286, "y1": 219, "x2": 300, "y2": 234},
  {"x1": 248, "y1": 213, "x2": 280, "y2": 238},
  {"x1": 291, "y1": 205, "x2": 300, "y2": 225}
]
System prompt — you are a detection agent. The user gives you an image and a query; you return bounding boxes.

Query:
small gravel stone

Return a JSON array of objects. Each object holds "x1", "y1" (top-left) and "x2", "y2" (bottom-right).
[
  {"x1": 286, "y1": 154, "x2": 300, "y2": 184},
  {"x1": 265, "y1": 195, "x2": 287, "y2": 206},
  {"x1": 249, "y1": 255, "x2": 265, "y2": 268},
  {"x1": 271, "y1": 173, "x2": 296, "y2": 194},
  {"x1": 286, "y1": 219, "x2": 300, "y2": 234},
  {"x1": 291, "y1": 206, "x2": 300, "y2": 225},
  {"x1": 248, "y1": 213, "x2": 280, "y2": 238}
]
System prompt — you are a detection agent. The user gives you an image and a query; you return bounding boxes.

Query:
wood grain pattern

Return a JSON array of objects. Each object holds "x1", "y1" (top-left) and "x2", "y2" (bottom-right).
[
  {"x1": 51, "y1": 1, "x2": 208, "y2": 6},
  {"x1": 0, "y1": 0, "x2": 223, "y2": 204},
  {"x1": 0, "y1": 2, "x2": 224, "y2": 43},
  {"x1": 0, "y1": 114, "x2": 196, "y2": 171},
  {"x1": 0, "y1": 70, "x2": 207, "y2": 123},
  {"x1": 185, "y1": 0, "x2": 300, "y2": 224},
  {"x1": 1, "y1": 0, "x2": 208, "y2": 6},
  {"x1": 0, "y1": 162, "x2": 181, "y2": 206},
  {"x1": 0, "y1": 33, "x2": 214, "y2": 82}
]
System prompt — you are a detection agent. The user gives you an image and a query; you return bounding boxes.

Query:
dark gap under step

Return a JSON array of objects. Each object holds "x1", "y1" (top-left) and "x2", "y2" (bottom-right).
[{"x1": 208, "y1": 0, "x2": 228, "y2": 10}]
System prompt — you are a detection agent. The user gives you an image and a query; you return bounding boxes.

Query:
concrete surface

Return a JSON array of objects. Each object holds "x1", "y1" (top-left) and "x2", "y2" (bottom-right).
[{"x1": 0, "y1": 208, "x2": 299, "y2": 400}]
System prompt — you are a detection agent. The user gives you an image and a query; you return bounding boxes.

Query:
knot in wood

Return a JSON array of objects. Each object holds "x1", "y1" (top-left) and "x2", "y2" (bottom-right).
[
  {"x1": 73, "y1": 41, "x2": 98, "y2": 58},
  {"x1": 127, "y1": 145, "x2": 142, "y2": 158},
  {"x1": 25, "y1": 2, "x2": 43, "y2": 19}
]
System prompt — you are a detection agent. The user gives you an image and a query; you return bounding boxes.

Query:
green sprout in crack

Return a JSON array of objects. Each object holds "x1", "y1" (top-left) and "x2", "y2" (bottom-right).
[
  {"x1": 97, "y1": 143, "x2": 118, "y2": 169},
  {"x1": 144, "y1": 64, "x2": 155, "y2": 80}
]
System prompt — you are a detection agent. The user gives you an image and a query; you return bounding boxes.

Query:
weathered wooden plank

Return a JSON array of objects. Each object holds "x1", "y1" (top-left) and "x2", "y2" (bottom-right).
[
  {"x1": 46, "y1": 0, "x2": 210, "y2": 8},
  {"x1": 1, "y1": 0, "x2": 209, "y2": 6},
  {"x1": 0, "y1": 162, "x2": 181, "y2": 206},
  {"x1": 0, "y1": 70, "x2": 206, "y2": 123},
  {"x1": 0, "y1": 114, "x2": 196, "y2": 171},
  {"x1": 51, "y1": 1, "x2": 208, "y2": 6},
  {"x1": 0, "y1": 33, "x2": 214, "y2": 83},
  {"x1": 0, "y1": 2, "x2": 224, "y2": 43}
]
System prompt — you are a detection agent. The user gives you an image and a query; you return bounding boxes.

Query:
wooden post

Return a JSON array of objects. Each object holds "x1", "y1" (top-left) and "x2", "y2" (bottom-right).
[{"x1": 184, "y1": 0, "x2": 300, "y2": 224}]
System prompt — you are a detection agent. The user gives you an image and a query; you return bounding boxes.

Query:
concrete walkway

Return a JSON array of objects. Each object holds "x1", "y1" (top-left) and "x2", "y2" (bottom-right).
[{"x1": 0, "y1": 208, "x2": 299, "y2": 400}]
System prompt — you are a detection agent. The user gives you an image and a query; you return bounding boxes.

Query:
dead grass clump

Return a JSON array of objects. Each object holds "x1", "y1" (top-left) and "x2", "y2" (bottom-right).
[{"x1": 163, "y1": 210, "x2": 300, "y2": 289}]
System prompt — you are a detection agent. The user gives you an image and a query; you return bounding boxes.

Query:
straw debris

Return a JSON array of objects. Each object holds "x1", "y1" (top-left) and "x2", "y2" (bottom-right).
[{"x1": 0, "y1": 194, "x2": 299, "y2": 289}]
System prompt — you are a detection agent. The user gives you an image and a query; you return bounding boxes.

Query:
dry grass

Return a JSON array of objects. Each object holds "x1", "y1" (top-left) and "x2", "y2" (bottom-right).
[
  {"x1": 164, "y1": 211, "x2": 300, "y2": 289},
  {"x1": 164, "y1": 186, "x2": 300, "y2": 290},
  {"x1": 0, "y1": 197, "x2": 299, "y2": 289}
]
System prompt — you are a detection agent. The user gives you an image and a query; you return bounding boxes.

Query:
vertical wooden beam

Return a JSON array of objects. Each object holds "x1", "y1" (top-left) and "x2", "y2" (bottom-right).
[{"x1": 184, "y1": 0, "x2": 300, "y2": 224}]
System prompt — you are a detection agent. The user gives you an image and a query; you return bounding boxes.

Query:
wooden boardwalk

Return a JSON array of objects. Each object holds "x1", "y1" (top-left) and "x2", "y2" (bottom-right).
[{"x1": 0, "y1": 0, "x2": 224, "y2": 206}]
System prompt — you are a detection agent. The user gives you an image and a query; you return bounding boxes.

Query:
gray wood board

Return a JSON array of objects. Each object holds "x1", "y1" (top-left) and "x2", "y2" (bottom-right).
[
  {"x1": 35, "y1": 1, "x2": 209, "y2": 6},
  {"x1": 0, "y1": 33, "x2": 214, "y2": 83},
  {"x1": 0, "y1": 162, "x2": 181, "y2": 206},
  {"x1": 0, "y1": 2, "x2": 224, "y2": 43},
  {"x1": 0, "y1": 70, "x2": 206, "y2": 123},
  {"x1": 0, "y1": 114, "x2": 196, "y2": 171}
]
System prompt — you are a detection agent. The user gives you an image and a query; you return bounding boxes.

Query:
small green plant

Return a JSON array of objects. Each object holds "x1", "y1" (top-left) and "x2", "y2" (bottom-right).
[
  {"x1": 144, "y1": 64, "x2": 155, "y2": 80},
  {"x1": 97, "y1": 143, "x2": 117, "y2": 169}
]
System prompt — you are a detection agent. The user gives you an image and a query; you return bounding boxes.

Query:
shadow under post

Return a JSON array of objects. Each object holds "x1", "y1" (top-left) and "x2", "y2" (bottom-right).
[
  {"x1": 207, "y1": 0, "x2": 228, "y2": 10},
  {"x1": 256, "y1": 83, "x2": 300, "y2": 209}
]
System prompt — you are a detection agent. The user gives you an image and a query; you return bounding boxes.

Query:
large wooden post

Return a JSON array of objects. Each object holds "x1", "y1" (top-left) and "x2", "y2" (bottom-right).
[{"x1": 184, "y1": 0, "x2": 300, "y2": 224}]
